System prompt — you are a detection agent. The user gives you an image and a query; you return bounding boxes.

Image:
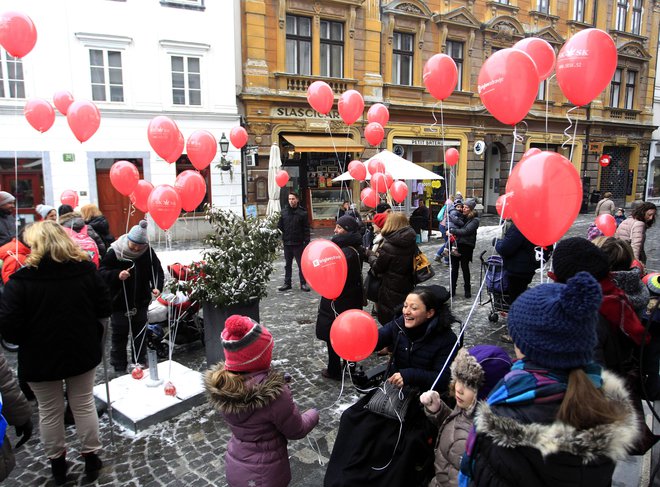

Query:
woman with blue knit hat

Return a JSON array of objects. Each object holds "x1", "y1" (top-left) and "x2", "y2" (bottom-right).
[
  {"x1": 459, "y1": 272, "x2": 639, "y2": 486},
  {"x1": 99, "y1": 220, "x2": 164, "y2": 373}
]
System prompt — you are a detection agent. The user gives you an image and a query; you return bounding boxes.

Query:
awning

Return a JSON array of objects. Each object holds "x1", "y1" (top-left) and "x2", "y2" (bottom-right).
[{"x1": 282, "y1": 135, "x2": 363, "y2": 153}]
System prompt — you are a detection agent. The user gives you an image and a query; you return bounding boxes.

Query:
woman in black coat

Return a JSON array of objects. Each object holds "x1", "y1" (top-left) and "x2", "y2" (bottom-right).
[
  {"x1": 316, "y1": 216, "x2": 365, "y2": 380},
  {"x1": 368, "y1": 212, "x2": 417, "y2": 324},
  {"x1": 447, "y1": 199, "x2": 480, "y2": 298},
  {"x1": 0, "y1": 221, "x2": 112, "y2": 484},
  {"x1": 494, "y1": 222, "x2": 538, "y2": 304},
  {"x1": 81, "y1": 204, "x2": 115, "y2": 247}
]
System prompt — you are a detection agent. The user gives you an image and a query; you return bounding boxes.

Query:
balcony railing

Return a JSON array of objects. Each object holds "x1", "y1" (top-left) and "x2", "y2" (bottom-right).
[{"x1": 274, "y1": 73, "x2": 353, "y2": 95}]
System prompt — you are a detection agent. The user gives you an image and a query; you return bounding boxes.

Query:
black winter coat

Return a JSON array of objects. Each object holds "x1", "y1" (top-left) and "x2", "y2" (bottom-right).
[
  {"x1": 278, "y1": 205, "x2": 310, "y2": 246},
  {"x1": 469, "y1": 371, "x2": 638, "y2": 487},
  {"x1": 450, "y1": 214, "x2": 479, "y2": 248},
  {"x1": 494, "y1": 223, "x2": 537, "y2": 278},
  {"x1": 99, "y1": 247, "x2": 164, "y2": 312},
  {"x1": 371, "y1": 226, "x2": 417, "y2": 324},
  {"x1": 376, "y1": 314, "x2": 457, "y2": 392},
  {"x1": 316, "y1": 231, "x2": 364, "y2": 341},
  {"x1": 86, "y1": 215, "x2": 115, "y2": 247},
  {"x1": 0, "y1": 258, "x2": 112, "y2": 382}
]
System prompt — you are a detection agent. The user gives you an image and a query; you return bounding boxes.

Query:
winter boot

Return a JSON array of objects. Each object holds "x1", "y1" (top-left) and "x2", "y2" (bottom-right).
[
  {"x1": 50, "y1": 453, "x2": 67, "y2": 486},
  {"x1": 83, "y1": 452, "x2": 103, "y2": 482},
  {"x1": 464, "y1": 286, "x2": 472, "y2": 299}
]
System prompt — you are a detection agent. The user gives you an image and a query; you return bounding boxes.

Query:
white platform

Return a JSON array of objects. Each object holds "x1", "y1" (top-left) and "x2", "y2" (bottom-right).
[{"x1": 93, "y1": 360, "x2": 206, "y2": 433}]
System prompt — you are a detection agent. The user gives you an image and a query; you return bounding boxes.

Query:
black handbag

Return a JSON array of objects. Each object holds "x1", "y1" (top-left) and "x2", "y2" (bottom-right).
[
  {"x1": 364, "y1": 270, "x2": 381, "y2": 302},
  {"x1": 364, "y1": 381, "x2": 417, "y2": 421}
]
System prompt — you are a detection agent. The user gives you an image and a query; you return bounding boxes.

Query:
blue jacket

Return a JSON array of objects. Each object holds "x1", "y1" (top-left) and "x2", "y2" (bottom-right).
[{"x1": 495, "y1": 224, "x2": 537, "y2": 277}]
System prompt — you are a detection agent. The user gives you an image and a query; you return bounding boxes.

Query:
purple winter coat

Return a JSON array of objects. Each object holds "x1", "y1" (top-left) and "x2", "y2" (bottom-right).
[{"x1": 205, "y1": 364, "x2": 319, "y2": 487}]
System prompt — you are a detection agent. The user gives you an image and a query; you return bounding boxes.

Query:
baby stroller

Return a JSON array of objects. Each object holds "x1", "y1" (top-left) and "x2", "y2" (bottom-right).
[
  {"x1": 479, "y1": 251, "x2": 510, "y2": 323},
  {"x1": 147, "y1": 263, "x2": 204, "y2": 358}
]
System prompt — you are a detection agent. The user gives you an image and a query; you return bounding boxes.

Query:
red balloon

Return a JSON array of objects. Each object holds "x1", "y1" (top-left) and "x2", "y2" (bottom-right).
[
  {"x1": 348, "y1": 160, "x2": 366, "y2": 181},
  {"x1": 147, "y1": 184, "x2": 182, "y2": 230},
  {"x1": 110, "y1": 160, "x2": 140, "y2": 196},
  {"x1": 0, "y1": 11, "x2": 37, "y2": 58},
  {"x1": 175, "y1": 171, "x2": 206, "y2": 212},
  {"x1": 24, "y1": 98, "x2": 54, "y2": 133},
  {"x1": 423, "y1": 54, "x2": 458, "y2": 101},
  {"x1": 186, "y1": 130, "x2": 217, "y2": 171},
  {"x1": 521, "y1": 147, "x2": 542, "y2": 161},
  {"x1": 130, "y1": 180, "x2": 154, "y2": 213},
  {"x1": 165, "y1": 131, "x2": 184, "y2": 163},
  {"x1": 301, "y1": 240, "x2": 347, "y2": 300},
  {"x1": 513, "y1": 37, "x2": 556, "y2": 81},
  {"x1": 371, "y1": 173, "x2": 388, "y2": 193},
  {"x1": 148, "y1": 116, "x2": 179, "y2": 161},
  {"x1": 390, "y1": 181, "x2": 408, "y2": 203},
  {"x1": 60, "y1": 190, "x2": 79, "y2": 208},
  {"x1": 307, "y1": 81, "x2": 334, "y2": 115},
  {"x1": 164, "y1": 381, "x2": 177, "y2": 396},
  {"x1": 367, "y1": 103, "x2": 389, "y2": 127},
  {"x1": 384, "y1": 172, "x2": 394, "y2": 190},
  {"x1": 364, "y1": 122, "x2": 384, "y2": 146},
  {"x1": 275, "y1": 170, "x2": 290, "y2": 188},
  {"x1": 360, "y1": 187, "x2": 379, "y2": 208},
  {"x1": 338, "y1": 90, "x2": 364, "y2": 126},
  {"x1": 506, "y1": 151, "x2": 582, "y2": 246},
  {"x1": 595, "y1": 214, "x2": 617, "y2": 237},
  {"x1": 599, "y1": 154, "x2": 611, "y2": 167},
  {"x1": 367, "y1": 159, "x2": 385, "y2": 177},
  {"x1": 556, "y1": 29, "x2": 617, "y2": 107},
  {"x1": 66, "y1": 100, "x2": 101, "y2": 143},
  {"x1": 478, "y1": 48, "x2": 539, "y2": 126},
  {"x1": 53, "y1": 90, "x2": 74, "y2": 116},
  {"x1": 495, "y1": 194, "x2": 513, "y2": 220},
  {"x1": 445, "y1": 148, "x2": 459, "y2": 167},
  {"x1": 230, "y1": 126, "x2": 248, "y2": 149},
  {"x1": 330, "y1": 310, "x2": 379, "y2": 362},
  {"x1": 131, "y1": 365, "x2": 144, "y2": 380}
]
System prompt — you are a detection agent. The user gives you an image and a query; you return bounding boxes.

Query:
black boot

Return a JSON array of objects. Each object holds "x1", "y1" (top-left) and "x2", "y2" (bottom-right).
[
  {"x1": 464, "y1": 286, "x2": 472, "y2": 299},
  {"x1": 83, "y1": 452, "x2": 103, "y2": 482},
  {"x1": 50, "y1": 453, "x2": 67, "y2": 485}
]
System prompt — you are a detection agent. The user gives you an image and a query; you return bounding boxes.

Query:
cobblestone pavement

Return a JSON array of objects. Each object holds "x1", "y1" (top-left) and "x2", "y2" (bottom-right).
[{"x1": 4, "y1": 213, "x2": 659, "y2": 486}]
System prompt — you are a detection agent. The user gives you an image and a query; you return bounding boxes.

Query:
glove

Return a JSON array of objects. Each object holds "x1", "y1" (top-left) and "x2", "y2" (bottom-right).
[
  {"x1": 15, "y1": 418, "x2": 33, "y2": 448},
  {"x1": 419, "y1": 390, "x2": 441, "y2": 414}
]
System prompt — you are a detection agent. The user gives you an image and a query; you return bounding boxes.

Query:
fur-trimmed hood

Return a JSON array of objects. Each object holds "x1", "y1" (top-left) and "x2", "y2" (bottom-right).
[
  {"x1": 474, "y1": 370, "x2": 638, "y2": 463},
  {"x1": 204, "y1": 362, "x2": 286, "y2": 415}
]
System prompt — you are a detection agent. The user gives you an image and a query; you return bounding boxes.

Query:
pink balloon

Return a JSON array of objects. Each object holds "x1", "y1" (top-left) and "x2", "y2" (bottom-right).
[
  {"x1": 384, "y1": 172, "x2": 394, "y2": 189},
  {"x1": 24, "y1": 98, "x2": 55, "y2": 133},
  {"x1": 301, "y1": 240, "x2": 347, "y2": 300},
  {"x1": 360, "y1": 187, "x2": 379, "y2": 208},
  {"x1": 66, "y1": 100, "x2": 101, "y2": 143},
  {"x1": 186, "y1": 130, "x2": 217, "y2": 171},
  {"x1": 478, "y1": 48, "x2": 539, "y2": 126},
  {"x1": 423, "y1": 54, "x2": 458, "y2": 101},
  {"x1": 174, "y1": 170, "x2": 206, "y2": 212},
  {"x1": 230, "y1": 126, "x2": 248, "y2": 149},
  {"x1": 364, "y1": 122, "x2": 384, "y2": 146},
  {"x1": 109, "y1": 160, "x2": 140, "y2": 196},
  {"x1": 513, "y1": 38, "x2": 555, "y2": 81},
  {"x1": 130, "y1": 180, "x2": 154, "y2": 213},
  {"x1": 348, "y1": 160, "x2": 366, "y2": 181},
  {"x1": 148, "y1": 116, "x2": 180, "y2": 161},
  {"x1": 147, "y1": 185, "x2": 182, "y2": 230},
  {"x1": 53, "y1": 91, "x2": 74, "y2": 116},
  {"x1": 445, "y1": 148, "x2": 459, "y2": 167},
  {"x1": 367, "y1": 159, "x2": 385, "y2": 177},
  {"x1": 338, "y1": 90, "x2": 364, "y2": 126},
  {"x1": 60, "y1": 190, "x2": 79, "y2": 208},
  {"x1": 595, "y1": 214, "x2": 617, "y2": 237},
  {"x1": 275, "y1": 170, "x2": 290, "y2": 188},
  {"x1": 0, "y1": 11, "x2": 37, "y2": 58},
  {"x1": 307, "y1": 81, "x2": 334, "y2": 115},
  {"x1": 330, "y1": 310, "x2": 379, "y2": 362},
  {"x1": 556, "y1": 28, "x2": 617, "y2": 107},
  {"x1": 367, "y1": 103, "x2": 389, "y2": 127},
  {"x1": 371, "y1": 173, "x2": 388, "y2": 193},
  {"x1": 390, "y1": 181, "x2": 408, "y2": 203}
]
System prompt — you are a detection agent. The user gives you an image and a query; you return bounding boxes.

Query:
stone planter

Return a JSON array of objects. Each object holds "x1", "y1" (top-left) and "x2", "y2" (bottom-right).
[{"x1": 202, "y1": 299, "x2": 260, "y2": 367}]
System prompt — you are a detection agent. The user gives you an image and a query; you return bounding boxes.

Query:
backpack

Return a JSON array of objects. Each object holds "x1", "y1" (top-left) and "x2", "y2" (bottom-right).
[
  {"x1": 485, "y1": 255, "x2": 508, "y2": 294},
  {"x1": 63, "y1": 225, "x2": 99, "y2": 268}
]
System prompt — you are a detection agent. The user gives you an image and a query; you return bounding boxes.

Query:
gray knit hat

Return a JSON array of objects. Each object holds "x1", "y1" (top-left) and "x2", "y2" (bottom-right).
[
  {"x1": 464, "y1": 198, "x2": 477, "y2": 210},
  {"x1": 36, "y1": 204, "x2": 55, "y2": 219},
  {"x1": 0, "y1": 191, "x2": 15, "y2": 206},
  {"x1": 127, "y1": 220, "x2": 148, "y2": 244}
]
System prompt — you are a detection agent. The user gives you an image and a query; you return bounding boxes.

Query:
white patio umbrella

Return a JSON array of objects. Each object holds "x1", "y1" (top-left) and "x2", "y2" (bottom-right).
[
  {"x1": 266, "y1": 144, "x2": 282, "y2": 216},
  {"x1": 333, "y1": 150, "x2": 443, "y2": 181}
]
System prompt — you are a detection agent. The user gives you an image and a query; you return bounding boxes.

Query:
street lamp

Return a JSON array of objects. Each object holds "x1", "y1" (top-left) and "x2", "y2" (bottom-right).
[{"x1": 218, "y1": 132, "x2": 231, "y2": 171}]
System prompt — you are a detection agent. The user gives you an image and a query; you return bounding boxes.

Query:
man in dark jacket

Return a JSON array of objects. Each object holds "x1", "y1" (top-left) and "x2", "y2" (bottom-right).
[
  {"x1": 494, "y1": 222, "x2": 537, "y2": 304},
  {"x1": 277, "y1": 192, "x2": 310, "y2": 292},
  {"x1": 0, "y1": 191, "x2": 16, "y2": 246}
]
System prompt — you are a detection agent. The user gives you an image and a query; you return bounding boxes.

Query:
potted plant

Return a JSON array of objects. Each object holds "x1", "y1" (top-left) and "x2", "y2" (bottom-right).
[{"x1": 186, "y1": 205, "x2": 281, "y2": 365}]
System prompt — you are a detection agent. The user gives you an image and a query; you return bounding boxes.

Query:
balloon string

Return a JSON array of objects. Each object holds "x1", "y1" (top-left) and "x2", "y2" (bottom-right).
[
  {"x1": 438, "y1": 101, "x2": 454, "y2": 309},
  {"x1": 562, "y1": 106, "x2": 579, "y2": 162},
  {"x1": 430, "y1": 101, "x2": 440, "y2": 131},
  {"x1": 326, "y1": 119, "x2": 355, "y2": 213}
]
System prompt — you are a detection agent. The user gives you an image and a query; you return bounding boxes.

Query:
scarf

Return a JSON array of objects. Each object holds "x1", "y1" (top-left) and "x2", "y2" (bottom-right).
[{"x1": 110, "y1": 234, "x2": 148, "y2": 261}]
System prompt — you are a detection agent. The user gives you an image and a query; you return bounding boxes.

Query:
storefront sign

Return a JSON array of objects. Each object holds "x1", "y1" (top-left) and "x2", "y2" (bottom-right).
[
  {"x1": 474, "y1": 140, "x2": 485, "y2": 155},
  {"x1": 599, "y1": 154, "x2": 611, "y2": 167},
  {"x1": 63, "y1": 153, "x2": 75, "y2": 161},
  {"x1": 393, "y1": 138, "x2": 460, "y2": 147},
  {"x1": 271, "y1": 107, "x2": 341, "y2": 119}
]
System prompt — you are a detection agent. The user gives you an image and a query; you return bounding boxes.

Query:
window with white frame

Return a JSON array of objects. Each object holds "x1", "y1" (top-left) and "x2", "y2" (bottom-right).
[
  {"x1": 624, "y1": 71, "x2": 636, "y2": 109},
  {"x1": 446, "y1": 40, "x2": 463, "y2": 91},
  {"x1": 616, "y1": 0, "x2": 627, "y2": 30},
  {"x1": 392, "y1": 32, "x2": 413, "y2": 86},
  {"x1": 89, "y1": 49, "x2": 124, "y2": 102},
  {"x1": 320, "y1": 20, "x2": 343, "y2": 78},
  {"x1": 0, "y1": 50, "x2": 24, "y2": 99},
  {"x1": 171, "y1": 55, "x2": 201, "y2": 105},
  {"x1": 573, "y1": 0, "x2": 586, "y2": 22},
  {"x1": 536, "y1": 0, "x2": 549, "y2": 14},
  {"x1": 537, "y1": 79, "x2": 547, "y2": 101},
  {"x1": 610, "y1": 68, "x2": 622, "y2": 107},
  {"x1": 631, "y1": 0, "x2": 643, "y2": 35},
  {"x1": 286, "y1": 15, "x2": 311, "y2": 75}
]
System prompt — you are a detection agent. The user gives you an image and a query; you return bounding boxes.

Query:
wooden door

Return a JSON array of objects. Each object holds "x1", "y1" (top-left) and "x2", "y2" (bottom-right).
[{"x1": 97, "y1": 171, "x2": 144, "y2": 239}]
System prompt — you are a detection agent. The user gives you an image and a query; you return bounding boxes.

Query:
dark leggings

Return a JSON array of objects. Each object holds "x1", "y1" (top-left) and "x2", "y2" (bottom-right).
[
  {"x1": 450, "y1": 244, "x2": 474, "y2": 292},
  {"x1": 110, "y1": 307, "x2": 148, "y2": 371}
]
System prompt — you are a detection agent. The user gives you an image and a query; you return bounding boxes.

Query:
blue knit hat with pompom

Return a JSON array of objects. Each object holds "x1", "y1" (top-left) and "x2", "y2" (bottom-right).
[{"x1": 507, "y1": 271, "x2": 602, "y2": 369}]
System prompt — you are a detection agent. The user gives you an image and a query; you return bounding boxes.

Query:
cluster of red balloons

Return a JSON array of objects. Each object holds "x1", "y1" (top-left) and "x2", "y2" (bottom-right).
[
  {"x1": 24, "y1": 92, "x2": 101, "y2": 142},
  {"x1": 348, "y1": 157, "x2": 409, "y2": 206}
]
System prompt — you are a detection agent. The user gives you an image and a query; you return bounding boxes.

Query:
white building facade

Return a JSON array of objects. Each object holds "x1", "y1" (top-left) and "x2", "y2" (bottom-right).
[{"x1": 0, "y1": 0, "x2": 243, "y2": 240}]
